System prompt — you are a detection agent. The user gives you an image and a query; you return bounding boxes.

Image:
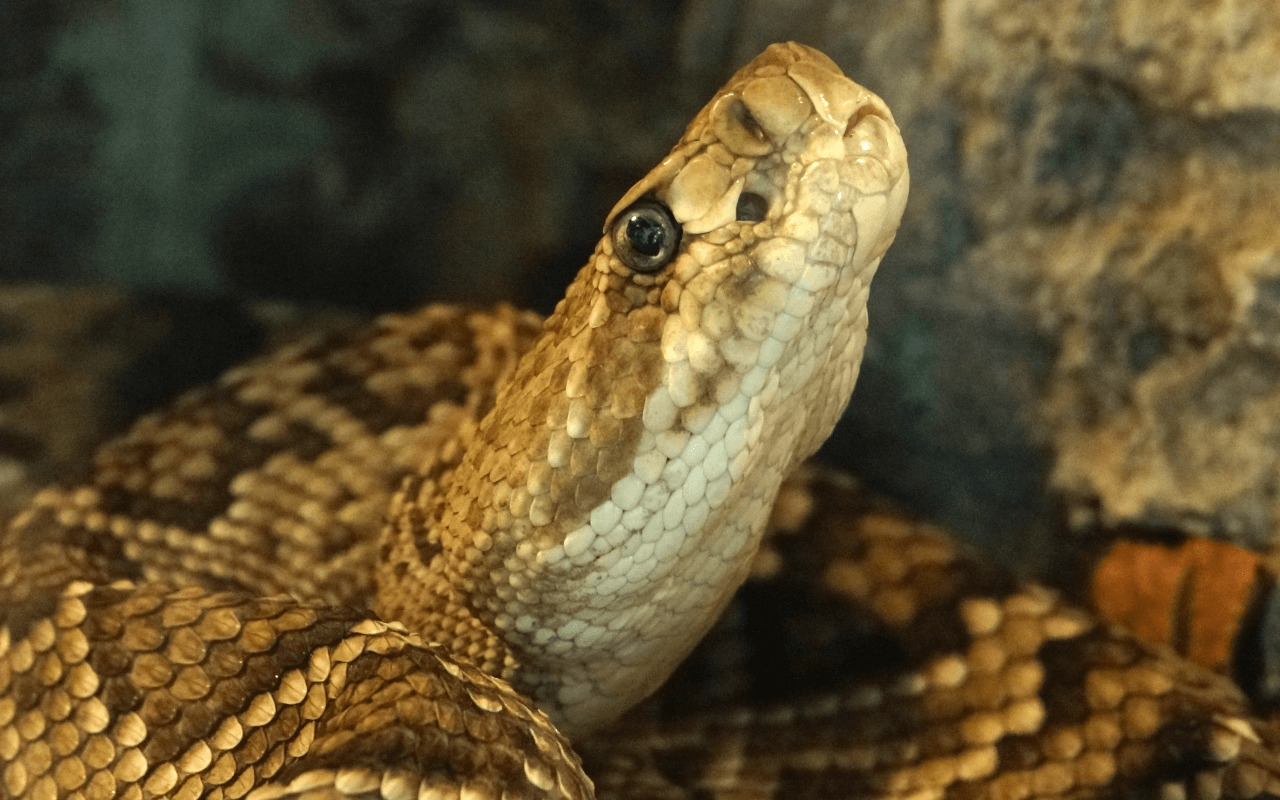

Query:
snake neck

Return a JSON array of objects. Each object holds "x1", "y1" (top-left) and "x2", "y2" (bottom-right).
[{"x1": 376, "y1": 42, "x2": 909, "y2": 737}]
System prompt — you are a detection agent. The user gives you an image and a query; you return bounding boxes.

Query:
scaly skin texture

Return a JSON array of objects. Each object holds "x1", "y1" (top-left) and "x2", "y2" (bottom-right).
[
  {"x1": 5, "y1": 41, "x2": 1280, "y2": 800},
  {"x1": 375, "y1": 43, "x2": 908, "y2": 737},
  {"x1": 0, "y1": 43, "x2": 907, "y2": 799},
  {"x1": 0, "y1": 305, "x2": 590, "y2": 800},
  {"x1": 581, "y1": 469, "x2": 1280, "y2": 799}
]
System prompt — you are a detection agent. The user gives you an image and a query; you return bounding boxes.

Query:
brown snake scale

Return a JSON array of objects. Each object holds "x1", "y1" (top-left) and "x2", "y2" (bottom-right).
[{"x1": 4, "y1": 43, "x2": 1280, "y2": 800}]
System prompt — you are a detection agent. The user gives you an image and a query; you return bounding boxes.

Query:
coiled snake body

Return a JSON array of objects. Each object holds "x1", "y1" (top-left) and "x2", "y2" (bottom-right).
[{"x1": 1, "y1": 43, "x2": 1279, "y2": 800}]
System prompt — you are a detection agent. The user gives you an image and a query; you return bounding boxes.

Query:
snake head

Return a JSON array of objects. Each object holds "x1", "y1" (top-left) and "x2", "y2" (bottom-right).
[
  {"x1": 594, "y1": 40, "x2": 909, "y2": 490},
  {"x1": 408, "y1": 42, "x2": 909, "y2": 737}
]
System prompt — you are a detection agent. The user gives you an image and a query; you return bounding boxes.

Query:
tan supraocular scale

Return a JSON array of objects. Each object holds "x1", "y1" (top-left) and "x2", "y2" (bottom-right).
[{"x1": 0, "y1": 43, "x2": 907, "y2": 798}]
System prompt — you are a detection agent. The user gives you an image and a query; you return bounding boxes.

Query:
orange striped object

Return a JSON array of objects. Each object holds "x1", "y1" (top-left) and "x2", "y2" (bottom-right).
[{"x1": 1090, "y1": 538, "x2": 1260, "y2": 673}]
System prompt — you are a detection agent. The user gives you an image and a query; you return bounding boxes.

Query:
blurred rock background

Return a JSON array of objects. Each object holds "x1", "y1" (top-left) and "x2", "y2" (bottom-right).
[{"x1": 2, "y1": 0, "x2": 1280, "y2": 587}]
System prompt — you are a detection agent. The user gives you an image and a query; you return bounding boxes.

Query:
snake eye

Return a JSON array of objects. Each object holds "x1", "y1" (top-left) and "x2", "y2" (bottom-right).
[{"x1": 612, "y1": 199, "x2": 681, "y2": 274}]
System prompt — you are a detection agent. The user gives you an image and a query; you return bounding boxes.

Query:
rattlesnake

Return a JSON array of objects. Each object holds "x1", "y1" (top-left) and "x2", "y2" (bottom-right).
[{"x1": 2, "y1": 41, "x2": 1279, "y2": 800}]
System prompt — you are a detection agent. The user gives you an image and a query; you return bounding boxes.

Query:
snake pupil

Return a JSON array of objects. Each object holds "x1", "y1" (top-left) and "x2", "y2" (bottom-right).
[
  {"x1": 626, "y1": 214, "x2": 665, "y2": 257},
  {"x1": 612, "y1": 198, "x2": 680, "y2": 273}
]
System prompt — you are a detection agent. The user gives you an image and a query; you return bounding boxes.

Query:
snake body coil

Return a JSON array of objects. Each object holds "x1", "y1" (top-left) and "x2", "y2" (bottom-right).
[
  {"x1": 0, "y1": 43, "x2": 907, "y2": 799},
  {"x1": 5, "y1": 42, "x2": 1280, "y2": 800}
]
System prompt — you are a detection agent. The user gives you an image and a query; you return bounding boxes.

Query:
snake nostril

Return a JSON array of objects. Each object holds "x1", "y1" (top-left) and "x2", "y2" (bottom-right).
[{"x1": 735, "y1": 192, "x2": 769, "y2": 223}]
